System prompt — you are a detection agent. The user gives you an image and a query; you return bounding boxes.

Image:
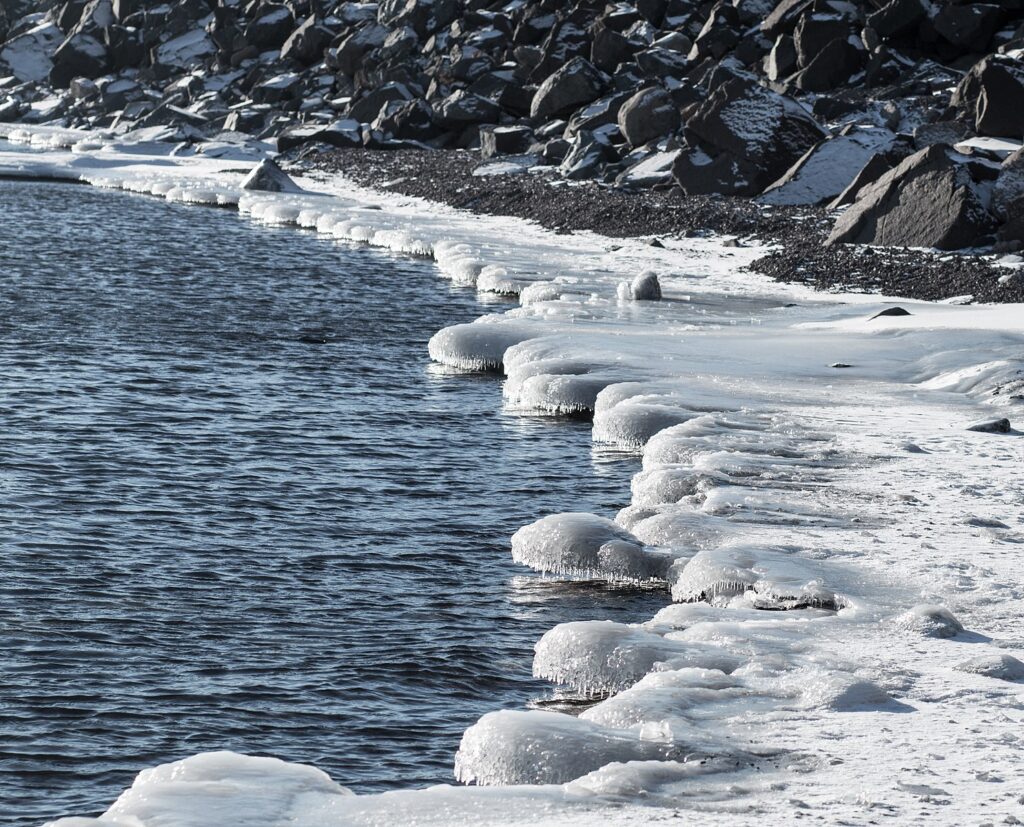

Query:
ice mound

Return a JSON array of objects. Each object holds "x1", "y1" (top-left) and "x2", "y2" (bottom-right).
[
  {"x1": 954, "y1": 653, "x2": 1024, "y2": 681},
  {"x1": 616, "y1": 505, "x2": 730, "y2": 552},
  {"x1": 44, "y1": 751, "x2": 352, "y2": 827},
  {"x1": 434, "y1": 240, "x2": 487, "y2": 285},
  {"x1": 533, "y1": 620, "x2": 742, "y2": 695},
  {"x1": 648, "y1": 603, "x2": 830, "y2": 631},
  {"x1": 794, "y1": 670, "x2": 893, "y2": 711},
  {"x1": 427, "y1": 319, "x2": 541, "y2": 371},
  {"x1": 671, "y1": 543, "x2": 841, "y2": 610},
  {"x1": 894, "y1": 604, "x2": 965, "y2": 638},
  {"x1": 518, "y1": 281, "x2": 563, "y2": 306},
  {"x1": 511, "y1": 512, "x2": 676, "y2": 583},
  {"x1": 454, "y1": 710, "x2": 682, "y2": 786}
]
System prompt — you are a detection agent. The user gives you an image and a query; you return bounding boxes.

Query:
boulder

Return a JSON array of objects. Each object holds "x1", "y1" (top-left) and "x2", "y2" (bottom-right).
[
  {"x1": 435, "y1": 89, "x2": 501, "y2": 128},
  {"x1": 590, "y1": 20, "x2": 635, "y2": 72},
  {"x1": 480, "y1": 125, "x2": 534, "y2": 158},
  {"x1": 372, "y1": 99, "x2": 438, "y2": 141},
  {"x1": 760, "y1": 125, "x2": 897, "y2": 206},
  {"x1": 672, "y1": 145, "x2": 762, "y2": 196},
  {"x1": 993, "y1": 148, "x2": 1024, "y2": 220},
  {"x1": 617, "y1": 86, "x2": 679, "y2": 147},
  {"x1": 50, "y1": 32, "x2": 108, "y2": 87},
  {"x1": 560, "y1": 128, "x2": 616, "y2": 179},
  {"x1": 792, "y1": 37, "x2": 863, "y2": 92},
  {"x1": 241, "y1": 158, "x2": 303, "y2": 192},
  {"x1": 243, "y1": 3, "x2": 295, "y2": 50},
  {"x1": 680, "y1": 78, "x2": 826, "y2": 195},
  {"x1": 348, "y1": 82, "x2": 414, "y2": 123},
  {"x1": 328, "y1": 23, "x2": 388, "y2": 75},
  {"x1": 867, "y1": 0, "x2": 926, "y2": 39},
  {"x1": 615, "y1": 149, "x2": 680, "y2": 188},
  {"x1": 957, "y1": 57, "x2": 1024, "y2": 140},
  {"x1": 826, "y1": 144, "x2": 997, "y2": 250},
  {"x1": 765, "y1": 35, "x2": 797, "y2": 82},
  {"x1": 933, "y1": 3, "x2": 1002, "y2": 52},
  {"x1": 280, "y1": 16, "x2": 331, "y2": 65},
  {"x1": 530, "y1": 56, "x2": 607, "y2": 120},
  {"x1": 0, "y1": 22, "x2": 63, "y2": 83}
]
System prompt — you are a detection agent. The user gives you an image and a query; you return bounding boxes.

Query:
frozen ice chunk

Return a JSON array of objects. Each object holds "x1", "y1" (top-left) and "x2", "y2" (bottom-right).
[
  {"x1": 511, "y1": 512, "x2": 674, "y2": 582},
  {"x1": 454, "y1": 710, "x2": 682, "y2": 785},
  {"x1": 427, "y1": 319, "x2": 540, "y2": 371},
  {"x1": 533, "y1": 620, "x2": 742, "y2": 695},
  {"x1": 617, "y1": 271, "x2": 662, "y2": 302},
  {"x1": 895, "y1": 604, "x2": 964, "y2": 638},
  {"x1": 671, "y1": 543, "x2": 841, "y2": 610},
  {"x1": 43, "y1": 751, "x2": 351, "y2": 827},
  {"x1": 954, "y1": 653, "x2": 1024, "y2": 682}
]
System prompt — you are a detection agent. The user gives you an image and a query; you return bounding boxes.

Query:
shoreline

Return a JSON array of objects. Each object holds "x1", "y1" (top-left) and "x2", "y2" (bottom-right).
[
  {"x1": 6, "y1": 136, "x2": 1024, "y2": 827},
  {"x1": 304, "y1": 146, "x2": 1024, "y2": 305}
]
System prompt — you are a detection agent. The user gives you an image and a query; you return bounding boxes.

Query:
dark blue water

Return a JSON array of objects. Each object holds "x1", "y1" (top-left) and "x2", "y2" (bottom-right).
[{"x1": 0, "y1": 180, "x2": 663, "y2": 825}]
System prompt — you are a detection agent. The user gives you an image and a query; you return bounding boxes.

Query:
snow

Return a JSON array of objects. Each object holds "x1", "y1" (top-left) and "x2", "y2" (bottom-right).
[
  {"x1": 156, "y1": 29, "x2": 216, "y2": 67},
  {"x1": 0, "y1": 21, "x2": 62, "y2": 82},
  {"x1": 4, "y1": 126, "x2": 1024, "y2": 826}
]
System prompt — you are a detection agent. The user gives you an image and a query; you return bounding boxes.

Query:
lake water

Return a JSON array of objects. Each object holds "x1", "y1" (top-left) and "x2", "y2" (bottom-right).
[{"x1": 0, "y1": 179, "x2": 665, "y2": 825}]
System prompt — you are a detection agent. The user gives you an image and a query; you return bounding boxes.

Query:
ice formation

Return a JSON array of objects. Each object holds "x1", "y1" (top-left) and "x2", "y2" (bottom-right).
[{"x1": 6, "y1": 128, "x2": 1024, "y2": 825}]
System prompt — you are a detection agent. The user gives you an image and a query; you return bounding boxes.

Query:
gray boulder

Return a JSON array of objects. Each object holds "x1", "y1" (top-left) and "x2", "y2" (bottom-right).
[
  {"x1": 953, "y1": 56, "x2": 1024, "y2": 140},
  {"x1": 50, "y1": 32, "x2": 108, "y2": 87},
  {"x1": 280, "y1": 16, "x2": 331, "y2": 65},
  {"x1": 617, "y1": 86, "x2": 679, "y2": 148},
  {"x1": 435, "y1": 90, "x2": 500, "y2": 128},
  {"x1": 827, "y1": 145, "x2": 997, "y2": 251},
  {"x1": 241, "y1": 158, "x2": 303, "y2": 192},
  {"x1": 243, "y1": 4, "x2": 295, "y2": 50},
  {"x1": 530, "y1": 57, "x2": 608, "y2": 120},
  {"x1": 480, "y1": 125, "x2": 534, "y2": 158}
]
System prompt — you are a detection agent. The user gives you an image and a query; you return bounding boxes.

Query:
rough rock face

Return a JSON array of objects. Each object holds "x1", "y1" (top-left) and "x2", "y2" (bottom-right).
[
  {"x1": 827, "y1": 145, "x2": 997, "y2": 250},
  {"x1": 953, "y1": 56, "x2": 1024, "y2": 139},
  {"x1": 617, "y1": 86, "x2": 679, "y2": 148},
  {"x1": 677, "y1": 78, "x2": 826, "y2": 196},
  {"x1": 530, "y1": 57, "x2": 607, "y2": 120}
]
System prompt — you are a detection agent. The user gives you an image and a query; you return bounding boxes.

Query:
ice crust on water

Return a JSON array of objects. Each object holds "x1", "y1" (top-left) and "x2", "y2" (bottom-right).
[{"x1": 510, "y1": 512, "x2": 676, "y2": 583}]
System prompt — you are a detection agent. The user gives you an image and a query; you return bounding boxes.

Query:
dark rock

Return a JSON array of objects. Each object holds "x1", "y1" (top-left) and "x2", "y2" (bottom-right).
[
  {"x1": 565, "y1": 91, "x2": 631, "y2": 136},
  {"x1": 590, "y1": 20, "x2": 635, "y2": 72},
  {"x1": 672, "y1": 146, "x2": 761, "y2": 196},
  {"x1": 372, "y1": 99, "x2": 438, "y2": 142},
  {"x1": 435, "y1": 89, "x2": 501, "y2": 128},
  {"x1": 792, "y1": 37, "x2": 863, "y2": 92},
  {"x1": 869, "y1": 306, "x2": 912, "y2": 319},
  {"x1": 635, "y1": 46, "x2": 690, "y2": 79},
  {"x1": 244, "y1": 4, "x2": 296, "y2": 50},
  {"x1": 50, "y1": 33, "x2": 108, "y2": 87},
  {"x1": 241, "y1": 158, "x2": 303, "y2": 192},
  {"x1": 914, "y1": 120, "x2": 972, "y2": 149},
  {"x1": 793, "y1": 14, "x2": 852, "y2": 68},
  {"x1": 689, "y1": 5, "x2": 740, "y2": 61},
  {"x1": 70, "y1": 76, "x2": 98, "y2": 99},
  {"x1": 765, "y1": 35, "x2": 797, "y2": 82},
  {"x1": 252, "y1": 72, "x2": 302, "y2": 104},
  {"x1": 966, "y1": 417, "x2": 1011, "y2": 433},
  {"x1": 280, "y1": 16, "x2": 331, "y2": 65},
  {"x1": 223, "y1": 109, "x2": 265, "y2": 133},
  {"x1": 617, "y1": 86, "x2": 680, "y2": 147},
  {"x1": 530, "y1": 57, "x2": 608, "y2": 120},
  {"x1": 480, "y1": 125, "x2": 535, "y2": 158},
  {"x1": 933, "y1": 3, "x2": 1002, "y2": 52},
  {"x1": 993, "y1": 149, "x2": 1024, "y2": 220},
  {"x1": 828, "y1": 139, "x2": 915, "y2": 208},
  {"x1": 329, "y1": 23, "x2": 388, "y2": 75},
  {"x1": 827, "y1": 145, "x2": 997, "y2": 251},
  {"x1": 349, "y1": 82, "x2": 414, "y2": 123},
  {"x1": 560, "y1": 129, "x2": 616, "y2": 179},
  {"x1": 956, "y1": 57, "x2": 1024, "y2": 139},
  {"x1": 762, "y1": 0, "x2": 814, "y2": 38},
  {"x1": 868, "y1": 0, "x2": 926, "y2": 39},
  {"x1": 682, "y1": 78, "x2": 826, "y2": 194}
]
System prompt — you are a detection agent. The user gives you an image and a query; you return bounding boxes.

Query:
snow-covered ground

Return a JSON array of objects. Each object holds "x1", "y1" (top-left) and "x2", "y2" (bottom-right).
[{"x1": 4, "y1": 127, "x2": 1022, "y2": 827}]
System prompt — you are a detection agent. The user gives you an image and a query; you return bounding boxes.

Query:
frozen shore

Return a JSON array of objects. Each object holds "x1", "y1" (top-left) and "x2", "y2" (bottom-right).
[{"x1": 4, "y1": 128, "x2": 1024, "y2": 827}]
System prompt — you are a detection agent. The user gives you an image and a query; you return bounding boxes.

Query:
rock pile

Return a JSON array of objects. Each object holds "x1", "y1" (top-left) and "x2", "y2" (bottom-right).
[{"x1": 1, "y1": 0, "x2": 1023, "y2": 253}]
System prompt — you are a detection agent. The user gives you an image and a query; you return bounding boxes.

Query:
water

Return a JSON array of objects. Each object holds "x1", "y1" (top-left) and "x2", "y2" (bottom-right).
[{"x1": 0, "y1": 180, "x2": 665, "y2": 825}]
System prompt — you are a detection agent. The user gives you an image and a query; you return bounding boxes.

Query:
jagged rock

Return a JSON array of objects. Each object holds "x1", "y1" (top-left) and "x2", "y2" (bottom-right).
[
  {"x1": 104, "y1": 24, "x2": 144, "y2": 69},
  {"x1": 679, "y1": 78, "x2": 826, "y2": 195},
  {"x1": 154, "y1": 29, "x2": 215, "y2": 69},
  {"x1": 243, "y1": 3, "x2": 295, "y2": 50},
  {"x1": 761, "y1": 125, "x2": 897, "y2": 206},
  {"x1": 953, "y1": 56, "x2": 1024, "y2": 140},
  {"x1": 252, "y1": 72, "x2": 302, "y2": 104},
  {"x1": 280, "y1": 16, "x2": 331, "y2": 65},
  {"x1": 480, "y1": 125, "x2": 534, "y2": 158},
  {"x1": 828, "y1": 138, "x2": 915, "y2": 208},
  {"x1": 372, "y1": 99, "x2": 438, "y2": 141},
  {"x1": 762, "y1": 0, "x2": 814, "y2": 38},
  {"x1": 617, "y1": 86, "x2": 679, "y2": 147},
  {"x1": 914, "y1": 120, "x2": 973, "y2": 149},
  {"x1": 933, "y1": 3, "x2": 1002, "y2": 52},
  {"x1": 223, "y1": 109, "x2": 265, "y2": 133},
  {"x1": 560, "y1": 128, "x2": 615, "y2": 179},
  {"x1": 530, "y1": 56, "x2": 607, "y2": 120},
  {"x1": 689, "y1": 4, "x2": 740, "y2": 61},
  {"x1": 69, "y1": 76, "x2": 98, "y2": 99},
  {"x1": 590, "y1": 20, "x2": 634, "y2": 72},
  {"x1": 434, "y1": 89, "x2": 500, "y2": 127},
  {"x1": 565, "y1": 92, "x2": 630, "y2": 136},
  {"x1": 616, "y1": 149, "x2": 679, "y2": 188},
  {"x1": 241, "y1": 158, "x2": 303, "y2": 192},
  {"x1": 793, "y1": 13, "x2": 851, "y2": 68},
  {"x1": 792, "y1": 37, "x2": 863, "y2": 92},
  {"x1": 348, "y1": 82, "x2": 414, "y2": 123},
  {"x1": 993, "y1": 149, "x2": 1024, "y2": 220},
  {"x1": 50, "y1": 32, "x2": 108, "y2": 87},
  {"x1": 827, "y1": 144, "x2": 997, "y2": 251},
  {"x1": 0, "y1": 22, "x2": 63, "y2": 83},
  {"x1": 329, "y1": 23, "x2": 388, "y2": 75},
  {"x1": 765, "y1": 35, "x2": 797, "y2": 82},
  {"x1": 868, "y1": 0, "x2": 926, "y2": 39}
]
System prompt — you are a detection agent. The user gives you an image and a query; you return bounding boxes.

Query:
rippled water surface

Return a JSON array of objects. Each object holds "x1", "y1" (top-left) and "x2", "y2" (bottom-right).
[{"x1": 0, "y1": 180, "x2": 665, "y2": 825}]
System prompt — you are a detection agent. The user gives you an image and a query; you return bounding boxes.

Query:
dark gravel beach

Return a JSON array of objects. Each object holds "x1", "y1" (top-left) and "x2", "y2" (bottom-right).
[{"x1": 307, "y1": 148, "x2": 1024, "y2": 305}]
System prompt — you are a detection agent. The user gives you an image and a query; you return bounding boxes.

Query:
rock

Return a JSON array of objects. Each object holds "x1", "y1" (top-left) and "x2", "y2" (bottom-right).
[
  {"x1": 762, "y1": 0, "x2": 814, "y2": 39},
  {"x1": 154, "y1": 29, "x2": 214, "y2": 69},
  {"x1": 792, "y1": 37, "x2": 863, "y2": 92},
  {"x1": 993, "y1": 149, "x2": 1024, "y2": 220},
  {"x1": 615, "y1": 149, "x2": 680, "y2": 188},
  {"x1": 688, "y1": 4, "x2": 740, "y2": 61},
  {"x1": 70, "y1": 76, "x2": 98, "y2": 99},
  {"x1": 50, "y1": 32, "x2": 108, "y2": 87},
  {"x1": 760, "y1": 125, "x2": 896, "y2": 206},
  {"x1": 914, "y1": 120, "x2": 973, "y2": 150},
  {"x1": 765, "y1": 35, "x2": 797, "y2": 82},
  {"x1": 0, "y1": 22, "x2": 63, "y2": 83},
  {"x1": 672, "y1": 145, "x2": 761, "y2": 196},
  {"x1": 223, "y1": 109, "x2": 265, "y2": 134},
  {"x1": 590, "y1": 20, "x2": 635, "y2": 72},
  {"x1": 955, "y1": 654, "x2": 1024, "y2": 682},
  {"x1": 435, "y1": 89, "x2": 500, "y2": 128},
  {"x1": 827, "y1": 145, "x2": 997, "y2": 251},
  {"x1": 280, "y1": 16, "x2": 331, "y2": 65},
  {"x1": 869, "y1": 306, "x2": 911, "y2": 320},
  {"x1": 372, "y1": 99, "x2": 438, "y2": 142},
  {"x1": 243, "y1": 3, "x2": 295, "y2": 50},
  {"x1": 966, "y1": 417, "x2": 1011, "y2": 433},
  {"x1": 252, "y1": 72, "x2": 302, "y2": 105},
  {"x1": 829, "y1": 139, "x2": 915, "y2": 208},
  {"x1": 329, "y1": 23, "x2": 388, "y2": 75},
  {"x1": 956, "y1": 57, "x2": 1024, "y2": 140},
  {"x1": 480, "y1": 125, "x2": 534, "y2": 158},
  {"x1": 630, "y1": 271, "x2": 662, "y2": 300},
  {"x1": 241, "y1": 158, "x2": 303, "y2": 192},
  {"x1": 896, "y1": 604, "x2": 964, "y2": 638},
  {"x1": 933, "y1": 3, "x2": 1002, "y2": 52},
  {"x1": 680, "y1": 78, "x2": 826, "y2": 195},
  {"x1": 318, "y1": 118, "x2": 366, "y2": 148},
  {"x1": 617, "y1": 86, "x2": 679, "y2": 148},
  {"x1": 560, "y1": 129, "x2": 615, "y2": 180},
  {"x1": 530, "y1": 56, "x2": 607, "y2": 120},
  {"x1": 348, "y1": 82, "x2": 414, "y2": 123},
  {"x1": 566, "y1": 92, "x2": 630, "y2": 137},
  {"x1": 868, "y1": 0, "x2": 926, "y2": 39},
  {"x1": 793, "y1": 13, "x2": 852, "y2": 69}
]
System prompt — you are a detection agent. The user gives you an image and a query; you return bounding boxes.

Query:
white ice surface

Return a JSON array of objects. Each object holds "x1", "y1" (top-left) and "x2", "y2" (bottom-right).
[{"x1": 6, "y1": 128, "x2": 1024, "y2": 827}]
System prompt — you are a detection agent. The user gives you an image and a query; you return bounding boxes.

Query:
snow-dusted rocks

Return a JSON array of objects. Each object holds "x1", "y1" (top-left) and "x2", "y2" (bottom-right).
[
  {"x1": 240, "y1": 158, "x2": 303, "y2": 194},
  {"x1": 827, "y1": 145, "x2": 997, "y2": 250},
  {"x1": 953, "y1": 54, "x2": 1024, "y2": 140},
  {"x1": 530, "y1": 57, "x2": 607, "y2": 121},
  {"x1": 616, "y1": 86, "x2": 679, "y2": 148},
  {"x1": 0, "y1": 20, "x2": 61, "y2": 82}
]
